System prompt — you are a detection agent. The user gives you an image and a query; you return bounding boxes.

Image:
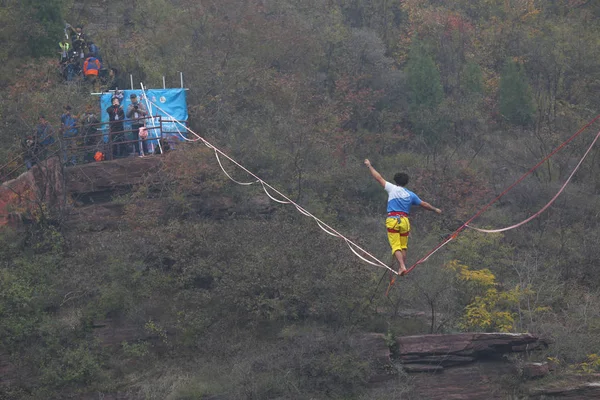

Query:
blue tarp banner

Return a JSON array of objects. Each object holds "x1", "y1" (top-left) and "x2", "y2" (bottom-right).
[{"x1": 100, "y1": 89, "x2": 188, "y2": 150}]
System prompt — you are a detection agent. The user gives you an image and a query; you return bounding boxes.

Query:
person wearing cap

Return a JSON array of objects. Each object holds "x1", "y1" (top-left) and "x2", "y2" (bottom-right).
[
  {"x1": 364, "y1": 159, "x2": 442, "y2": 276},
  {"x1": 126, "y1": 93, "x2": 149, "y2": 156}
]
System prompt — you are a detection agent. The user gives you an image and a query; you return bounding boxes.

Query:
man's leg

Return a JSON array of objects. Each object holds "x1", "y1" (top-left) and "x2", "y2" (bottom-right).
[
  {"x1": 398, "y1": 217, "x2": 410, "y2": 276},
  {"x1": 394, "y1": 250, "x2": 407, "y2": 275}
]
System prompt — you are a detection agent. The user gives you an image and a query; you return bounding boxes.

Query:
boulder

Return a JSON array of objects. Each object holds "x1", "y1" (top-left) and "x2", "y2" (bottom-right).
[{"x1": 522, "y1": 362, "x2": 550, "y2": 379}]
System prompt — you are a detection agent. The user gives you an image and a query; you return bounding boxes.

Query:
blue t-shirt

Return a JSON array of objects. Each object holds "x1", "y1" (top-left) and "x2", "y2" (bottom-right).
[{"x1": 384, "y1": 182, "x2": 421, "y2": 214}]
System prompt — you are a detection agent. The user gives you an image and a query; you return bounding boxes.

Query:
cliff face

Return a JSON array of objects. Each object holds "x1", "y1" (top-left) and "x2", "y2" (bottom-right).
[
  {"x1": 0, "y1": 157, "x2": 64, "y2": 226},
  {"x1": 364, "y1": 332, "x2": 600, "y2": 400},
  {"x1": 0, "y1": 155, "x2": 274, "y2": 228},
  {"x1": 395, "y1": 333, "x2": 548, "y2": 399},
  {"x1": 2, "y1": 158, "x2": 600, "y2": 399}
]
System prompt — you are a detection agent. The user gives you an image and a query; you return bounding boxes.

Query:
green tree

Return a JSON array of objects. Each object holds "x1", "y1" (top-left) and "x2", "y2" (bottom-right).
[
  {"x1": 406, "y1": 36, "x2": 443, "y2": 110},
  {"x1": 18, "y1": 0, "x2": 68, "y2": 57},
  {"x1": 499, "y1": 59, "x2": 535, "y2": 126},
  {"x1": 405, "y1": 36, "x2": 445, "y2": 144},
  {"x1": 462, "y1": 61, "x2": 483, "y2": 95}
]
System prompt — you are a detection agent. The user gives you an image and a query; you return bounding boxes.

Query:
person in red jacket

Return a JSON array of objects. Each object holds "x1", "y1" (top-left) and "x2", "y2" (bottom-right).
[{"x1": 83, "y1": 53, "x2": 101, "y2": 90}]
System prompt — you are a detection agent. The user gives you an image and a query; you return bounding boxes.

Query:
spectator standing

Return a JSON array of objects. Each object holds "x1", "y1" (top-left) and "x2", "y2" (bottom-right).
[
  {"x1": 61, "y1": 52, "x2": 79, "y2": 82},
  {"x1": 87, "y1": 40, "x2": 102, "y2": 62},
  {"x1": 83, "y1": 54, "x2": 102, "y2": 91},
  {"x1": 126, "y1": 93, "x2": 149, "y2": 156},
  {"x1": 80, "y1": 105, "x2": 100, "y2": 162},
  {"x1": 22, "y1": 134, "x2": 40, "y2": 170},
  {"x1": 35, "y1": 115, "x2": 55, "y2": 157},
  {"x1": 101, "y1": 67, "x2": 120, "y2": 91},
  {"x1": 68, "y1": 24, "x2": 87, "y2": 62},
  {"x1": 60, "y1": 105, "x2": 78, "y2": 165},
  {"x1": 58, "y1": 40, "x2": 70, "y2": 62},
  {"x1": 106, "y1": 97, "x2": 126, "y2": 158}
]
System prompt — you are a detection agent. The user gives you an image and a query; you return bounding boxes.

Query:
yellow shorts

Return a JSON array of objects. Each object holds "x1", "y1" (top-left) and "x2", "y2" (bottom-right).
[{"x1": 386, "y1": 216, "x2": 410, "y2": 254}]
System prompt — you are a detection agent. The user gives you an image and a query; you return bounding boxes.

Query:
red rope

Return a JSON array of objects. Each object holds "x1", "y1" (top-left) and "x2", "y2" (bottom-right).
[{"x1": 404, "y1": 114, "x2": 600, "y2": 275}]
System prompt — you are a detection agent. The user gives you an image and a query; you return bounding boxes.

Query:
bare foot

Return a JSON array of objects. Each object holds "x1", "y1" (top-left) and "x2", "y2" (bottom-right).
[{"x1": 398, "y1": 267, "x2": 407, "y2": 276}]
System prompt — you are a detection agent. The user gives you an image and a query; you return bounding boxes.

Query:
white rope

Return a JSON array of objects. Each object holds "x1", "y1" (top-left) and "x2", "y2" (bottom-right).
[
  {"x1": 316, "y1": 220, "x2": 343, "y2": 238},
  {"x1": 171, "y1": 115, "x2": 194, "y2": 145},
  {"x1": 214, "y1": 150, "x2": 258, "y2": 186},
  {"x1": 145, "y1": 96, "x2": 203, "y2": 142},
  {"x1": 144, "y1": 97, "x2": 393, "y2": 272},
  {"x1": 294, "y1": 204, "x2": 313, "y2": 217},
  {"x1": 345, "y1": 240, "x2": 396, "y2": 271},
  {"x1": 140, "y1": 83, "x2": 162, "y2": 154},
  {"x1": 260, "y1": 182, "x2": 292, "y2": 204}
]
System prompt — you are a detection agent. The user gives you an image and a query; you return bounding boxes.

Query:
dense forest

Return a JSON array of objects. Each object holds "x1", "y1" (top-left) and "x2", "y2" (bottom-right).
[{"x1": 1, "y1": 0, "x2": 600, "y2": 398}]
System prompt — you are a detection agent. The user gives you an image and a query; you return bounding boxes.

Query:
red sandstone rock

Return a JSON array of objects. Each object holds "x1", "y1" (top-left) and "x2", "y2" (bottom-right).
[
  {"x1": 0, "y1": 157, "x2": 64, "y2": 226},
  {"x1": 396, "y1": 332, "x2": 550, "y2": 368},
  {"x1": 529, "y1": 382, "x2": 600, "y2": 399}
]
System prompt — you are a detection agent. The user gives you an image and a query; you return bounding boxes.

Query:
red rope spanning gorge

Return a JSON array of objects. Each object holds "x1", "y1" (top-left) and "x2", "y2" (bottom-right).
[{"x1": 404, "y1": 114, "x2": 600, "y2": 276}]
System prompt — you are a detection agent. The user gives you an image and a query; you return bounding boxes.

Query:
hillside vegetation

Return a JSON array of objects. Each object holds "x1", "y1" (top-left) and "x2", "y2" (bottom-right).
[{"x1": 1, "y1": 0, "x2": 600, "y2": 398}]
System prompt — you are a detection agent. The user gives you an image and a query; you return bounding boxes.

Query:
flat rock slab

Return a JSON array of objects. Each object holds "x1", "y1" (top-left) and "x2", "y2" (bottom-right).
[
  {"x1": 392, "y1": 333, "x2": 551, "y2": 400},
  {"x1": 397, "y1": 332, "x2": 549, "y2": 367},
  {"x1": 65, "y1": 156, "x2": 164, "y2": 193},
  {"x1": 529, "y1": 381, "x2": 600, "y2": 399},
  {"x1": 407, "y1": 359, "x2": 518, "y2": 400}
]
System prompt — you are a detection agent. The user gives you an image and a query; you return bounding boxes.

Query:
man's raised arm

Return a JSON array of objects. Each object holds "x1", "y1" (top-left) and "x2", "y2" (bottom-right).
[{"x1": 364, "y1": 159, "x2": 386, "y2": 187}]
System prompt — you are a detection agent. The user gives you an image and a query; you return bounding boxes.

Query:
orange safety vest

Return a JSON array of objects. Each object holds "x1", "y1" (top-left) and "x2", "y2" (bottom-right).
[{"x1": 83, "y1": 57, "x2": 101, "y2": 76}]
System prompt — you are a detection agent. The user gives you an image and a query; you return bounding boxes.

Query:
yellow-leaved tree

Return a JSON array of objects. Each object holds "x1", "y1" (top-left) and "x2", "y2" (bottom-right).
[{"x1": 446, "y1": 260, "x2": 532, "y2": 332}]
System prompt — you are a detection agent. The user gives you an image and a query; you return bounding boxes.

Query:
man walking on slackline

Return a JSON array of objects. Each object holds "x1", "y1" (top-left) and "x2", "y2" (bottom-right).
[{"x1": 364, "y1": 159, "x2": 442, "y2": 276}]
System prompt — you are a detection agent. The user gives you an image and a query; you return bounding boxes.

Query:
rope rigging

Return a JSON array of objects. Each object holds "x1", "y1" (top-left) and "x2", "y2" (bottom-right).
[
  {"x1": 466, "y1": 129, "x2": 600, "y2": 234},
  {"x1": 5, "y1": 86, "x2": 595, "y2": 283},
  {"x1": 145, "y1": 93, "x2": 600, "y2": 280},
  {"x1": 404, "y1": 114, "x2": 600, "y2": 276},
  {"x1": 143, "y1": 95, "x2": 399, "y2": 275}
]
